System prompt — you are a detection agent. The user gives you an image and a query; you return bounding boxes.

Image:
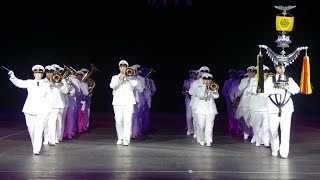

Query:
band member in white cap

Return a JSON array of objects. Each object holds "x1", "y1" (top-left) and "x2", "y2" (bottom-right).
[
  {"x1": 43, "y1": 65, "x2": 58, "y2": 145},
  {"x1": 110, "y1": 60, "x2": 138, "y2": 146},
  {"x1": 131, "y1": 64, "x2": 145, "y2": 137},
  {"x1": 75, "y1": 70, "x2": 89, "y2": 134},
  {"x1": 7, "y1": 65, "x2": 53, "y2": 155},
  {"x1": 264, "y1": 62, "x2": 299, "y2": 158},
  {"x1": 189, "y1": 66, "x2": 210, "y2": 141},
  {"x1": 236, "y1": 66, "x2": 256, "y2": 140},
  {"x1": 130, "y1": 65, "x2": 144, "y2": 138},
  {"x1": 194, "y1": 73, "x2": 219, "y2": 146},
  {"x1": 64, "y1": 70, "x2": 82, "y2": 139},
  {"x1": 249, "y1": 65, "x2": 271, "y2": 147},
  {"x1": 182, "y1": 69, "x2": 197, "y2": 135},
  {"x1": 80, "y1": 68, "x2": 94, "y2": 131},
  {"x1": 222, "y1": 69, "x2": 238, "y2": 135},
  {"x1": 140, "y1": 67, "x2": 156, "y2": 134}
]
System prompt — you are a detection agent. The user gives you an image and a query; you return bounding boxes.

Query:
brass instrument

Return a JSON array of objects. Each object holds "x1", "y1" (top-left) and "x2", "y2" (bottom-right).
[
  {"x1": 82, "y1": 64, "x2": 97, "y2": 83},
  {"x1": 52, "y1": 73, "x2": 61, "y2": 83},
  {"x1": 209, "y1": 81, "x2": 219, "y2": 91},
  {"x1": 125, "y1": 67, "x2": 135, "y2": 76},
  {"x1": 61, "y1": 65, "x2": 76, "y2": 79},
  {"x1": 144, "y1": 68, "x2": 156, "y2": 78}
]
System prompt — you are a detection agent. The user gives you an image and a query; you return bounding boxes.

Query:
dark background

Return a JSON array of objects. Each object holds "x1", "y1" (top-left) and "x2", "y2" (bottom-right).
[{"x1": 0, "y1": 0, "x2": 319, "y2": 116}]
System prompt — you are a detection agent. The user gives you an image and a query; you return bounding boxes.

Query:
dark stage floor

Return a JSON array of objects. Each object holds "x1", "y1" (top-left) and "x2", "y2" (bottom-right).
[{"x1": 0, "y1": 112, "x2": 320, "y2": 179}]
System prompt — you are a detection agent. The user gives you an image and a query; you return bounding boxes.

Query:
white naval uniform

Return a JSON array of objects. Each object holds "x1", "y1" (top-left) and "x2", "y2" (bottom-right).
[
  {"x1": 249, "y1": 75, "x2": 270, "y2": 146},
  {"x1": 9, "y1": 74, "x2": 53, "y2": 154},
  {"x1": 142, "y1": 77, "x2": 156, "y2": 133},
  {"x1": 44, "y1": 78, "x2": 69, "y2": 145},
  {"x1": 195, "y1": 84, "x2": 219, "y2": 144},
  {"x1": 237, "y1": 76, "x2": 255, "y2": 135},
  {"x1": 264, "y1": 74, "x2": 300, "y2": 158},
  {"x1": 132, "y1": 76, "x2": 144, "y2": 138},
  {"x1": 78, "y1": 81, "x2": 89, "y2": 132},
  {"x1": 188, "y1": 78, "x2": 203, "y2": 139},
  {"x1": 182, "y1": 78, "x2": 194, "y2": 134},
  {"x1": 110, "y1": 73, "x2": 138, "y2": 144},
  {"x1": 60, "y1": 79, "x2": 75, "y2": 140}
]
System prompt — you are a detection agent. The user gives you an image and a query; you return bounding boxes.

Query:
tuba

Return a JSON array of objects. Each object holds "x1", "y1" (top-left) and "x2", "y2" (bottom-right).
[
  {"x1": 82, "y1": 64, "x2": 98, "y2": 94},
  {"x1": 62, "y1": 65, "x2": 76, "y2": 79},
  {"x1": 125, "y1": 67, "x2": 135, "y2": 76},
  {"x1": 209, "y1": 81, "x2": 219, "y2": 91}
]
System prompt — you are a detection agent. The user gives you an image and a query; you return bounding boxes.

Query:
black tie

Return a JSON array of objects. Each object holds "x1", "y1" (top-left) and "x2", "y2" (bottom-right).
[{"x1": 37, "y1": 82, "x2": 39, "y2": 87}]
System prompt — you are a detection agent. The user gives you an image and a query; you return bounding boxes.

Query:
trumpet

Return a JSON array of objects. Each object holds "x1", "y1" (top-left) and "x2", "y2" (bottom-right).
[
  {"x1": 125, "y1": 67, "x2": 135, "y2": 76},
  {"x1": 208, "y1": 81, "x2": 219, "y2": 91}
]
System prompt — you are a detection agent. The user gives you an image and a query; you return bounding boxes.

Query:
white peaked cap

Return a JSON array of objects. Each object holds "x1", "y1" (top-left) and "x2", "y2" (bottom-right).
[
  {"x1": 119, "y1": 60, "x2": 129, "y2": 67},
  {"x1": 202, "y1": 73, "x2": 213, "y2": 79},
  {"x1": 32, "y1": 65, "x2": 45, "y2": 72},
  {"x1": 199, "y1": 66, "x2": 210, "y2": 72}
]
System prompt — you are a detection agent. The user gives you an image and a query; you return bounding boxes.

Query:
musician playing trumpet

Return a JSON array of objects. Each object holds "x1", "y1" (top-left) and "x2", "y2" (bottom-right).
[
  {"x1": 43, "y1": 65, "x2": 69, "y2": 146},
  {"x1": 194, "y1": 73, "x2": 219, "y2": 147},
  {"x1": 110, "y1": 60, "x2": 138, "y2": 146}
]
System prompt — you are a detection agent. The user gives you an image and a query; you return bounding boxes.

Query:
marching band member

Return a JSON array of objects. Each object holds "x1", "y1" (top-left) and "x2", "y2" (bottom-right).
[
  {"x1": 229, "y1": 70, "x2": 245, "y2": 135},
  {"x1": 130, "y1": 65, "x2": 144, "y2": 138},
  {"x1": 43, "y1": 65, "x2": 59, "y2": 146},
  {"x1": 132, "y1": 64, "x2": 145, "y2": 137},
  {"x1": 141, "y1": 67, "x2": 156, "y2": 134},
  {"x1": 264, "y1": 62, "x2": 300, "y2": 158},
  {"x1": 64, "y1": 71, "x2": 82, "y2": 139},
  {"x1": 110, "y1": 60, "x2": 138, "y2": 146},
  {"x1": 249, "y1": 65, "x2": 271, "y2": 147},
  {"x1": 80, "y1": 68, "x2": 94, "y2": 131},
  {"x1": 76, "y1": 70, "x2": 89, "y2": 133},
  {"x1": 236, "y1": 66, "x2": 256, "y2": 140},
  {"x1": 194, "y1": 73, "x2": 219, "y2": 146},
  {"x1": 189, "y1": 66, "x2": 210, "y2": 142},
  {"x1": 222, "y1": 69, "x2": 238, "y2": 135},
  {"x1": 51, "y1": 64, "x2": 70, "y2": 142},
  {"x1": 182, "y1": 69, "x2": 197, "y2": 135},
  {"x1": 8, "y1": 65, "x2": 53, "y2": 155}
]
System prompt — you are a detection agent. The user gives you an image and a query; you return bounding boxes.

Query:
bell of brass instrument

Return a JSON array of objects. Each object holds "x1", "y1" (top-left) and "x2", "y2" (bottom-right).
[
  {"x1": 81, "y1": 64, "x2": 98, "y2": 94},
  {"x1": 125, "y1": 67, "x2": 135, "y2": 76},
  {"x1": 62, "y1": 65, "x2": 76, "y2": 79},
  {"x1": 209, "y1": 81, "x2": 219, "y2": 91},
  {"x1": 52, "y1": 73, "x2": 61, "y2": 83}
]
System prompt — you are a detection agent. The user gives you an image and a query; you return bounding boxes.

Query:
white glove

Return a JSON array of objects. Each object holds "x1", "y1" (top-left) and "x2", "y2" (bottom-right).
[{"x1": 8, "y1": 70, "x2": 14, "y2": 77}]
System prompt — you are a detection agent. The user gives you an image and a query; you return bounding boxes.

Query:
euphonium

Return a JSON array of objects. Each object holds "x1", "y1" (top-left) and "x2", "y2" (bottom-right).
[
  {"x1": 125, "y1": 67, "x2": 134, "y2": 76},
  {"x1": 209, "y1": 81, "x2": 219, "y2": 91}
]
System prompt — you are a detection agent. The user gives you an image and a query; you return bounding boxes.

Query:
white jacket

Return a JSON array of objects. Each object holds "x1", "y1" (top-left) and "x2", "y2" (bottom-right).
[
  {"x1": 9, "y1": 75, "x2": 53, "y2": 115},
  {"x1": 194, "y1": 83, "x2": 219, "y2": 115},
  {"x1": 110, "y1": 73, "x2": 137, "y2": 106},
  {"x1": 188, "y1": 78, "x2": 203, "y2": 109},
  {"x1": 264, "y1": 74, "x2": 300, "y2": 114}
]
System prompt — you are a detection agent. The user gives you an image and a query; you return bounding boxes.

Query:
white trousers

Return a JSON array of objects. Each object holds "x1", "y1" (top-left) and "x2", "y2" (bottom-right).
[
  {"x1": 252, "y1": 111, "x2": 269, "y2": 145},
  {"x1": 196, "y1": 113, "x2": 216, "y2": 143},
  {"x1": 185, "y1": 103, "x2": 193, "y2": 133},
  {"x1": 44, "y1": 109, "x2": 59, "y2": 144},
  {"x1": 191, "y1": 108, "x2": 198, "y2": 136},
  {"x1": 132, "y1": 103, "x2": 140, "y2": 137},
  {"x1": 113, "y1": 105, "x2": 134, "y2": 142},
  {"x1": 268, "y1": 112, "x2": 292, "y2": 157},
  {"x1": 24, "y1": 113, "x2": 46, "y2": 153},
  {"x1": 59, "y1": 106, "x2": 68, "y2": 140},
  {"x1": 56, "y1": 108, "x2": 64, "y2": 142}
]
